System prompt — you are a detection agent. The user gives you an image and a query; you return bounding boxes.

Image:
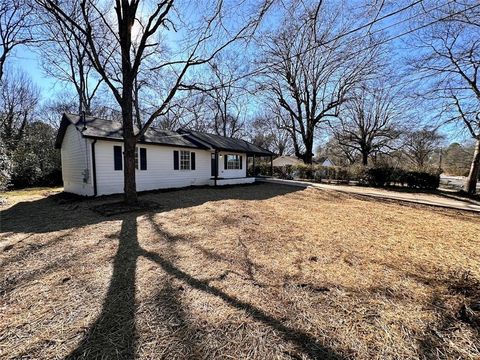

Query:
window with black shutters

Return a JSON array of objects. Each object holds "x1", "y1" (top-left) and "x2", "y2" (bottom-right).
[
  {"x1": 225, "y1": 154, "x2": 241, "y2": 169},
  {"x1": 134, "y1": 147, "x2": 147, "y2": 170},
  {"x1": 180, "y1": 150, "x2": 190, "y2": 170},
  {"x1": 174, "y1": 150, "x2": 195, "y2": 170},
  {"x1": 135, "y1": 147, "x2": 139, "y2": 169},
  {"x1": 114, "y1": 146, "x2": 122, "y2": 170}
]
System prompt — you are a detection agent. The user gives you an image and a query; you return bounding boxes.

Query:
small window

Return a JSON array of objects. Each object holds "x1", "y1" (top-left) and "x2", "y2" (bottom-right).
[
  {"x1": 226, "y1": 154, "x2": 241, "y2": 170},
  {"x1": 114, "y1": 146, "x2": 122, "y2": 170},
  {"x1": 180, "y1": 150, "x2": 191, "y2": 170}
]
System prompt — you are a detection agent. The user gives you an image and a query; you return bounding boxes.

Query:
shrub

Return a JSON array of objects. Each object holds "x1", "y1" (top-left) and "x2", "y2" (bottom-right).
[
  {"x1": 274, "y1": 163, "x2": 439, "y2": 190},
  {"x1": 361, "y1": 166, "x2": 440, "y2": 190},
  {"x1": 295, "y1": 164, "x2": 314, "y2": 179},
  {"x1": 0, "y1": 142, "x2": 12, "y2": 191},
  {"x1": 401, "y1": 171, "x2": 440, "y2": 190},
  {"x1": 274, "y1": 165, "x2": 295, "y2": 179}
]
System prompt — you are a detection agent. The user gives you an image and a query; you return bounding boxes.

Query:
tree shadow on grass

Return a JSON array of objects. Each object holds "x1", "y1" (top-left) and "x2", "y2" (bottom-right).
[
  {"x1": 66, "y1": 215, "x2": 138, "y2": 359},
  {"x1": 0, "y1": 183, "x2": 303, "y2": 235},
  {"x1": 65, "y1": 213, "x2": 345, "y2": 360}
]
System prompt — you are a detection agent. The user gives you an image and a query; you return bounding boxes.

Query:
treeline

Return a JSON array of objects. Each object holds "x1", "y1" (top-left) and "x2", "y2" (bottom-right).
[
  {"x1": 0, "y1": 72, "x2": 61, "y2": 190},
  {"x1": 316, "y1": 136, "x2": 477, "y2": 177}
]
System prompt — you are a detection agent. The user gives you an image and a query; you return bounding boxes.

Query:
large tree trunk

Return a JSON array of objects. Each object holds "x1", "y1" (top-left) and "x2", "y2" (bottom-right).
[
  {"x1": 464, "y1": 137, "x2": 480, "y2": 194},
  {"x1": 361, "y1": 151, "x2": 368, "y2": 166},
  {"x1": 302, "y1": 133, "x2": 314, "y2": 164},
  {"x1": 122, "y1": 98, "x2": 138, "y2": 204},
  {"x1": 303, "y1": 147, "x2": 313, "y2": 164}
]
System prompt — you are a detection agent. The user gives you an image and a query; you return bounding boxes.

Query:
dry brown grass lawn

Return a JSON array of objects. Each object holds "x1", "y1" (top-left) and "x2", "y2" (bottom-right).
[{"x1": 1, "y1": 183, "x2": 479, "y2": 359}]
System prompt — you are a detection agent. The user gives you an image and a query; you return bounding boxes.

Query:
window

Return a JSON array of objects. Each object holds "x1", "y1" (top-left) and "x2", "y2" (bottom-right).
[
  {"x1": 180, "y1": 150, "x2": 190, "y2": 170},
  {"x1": 135, "y1": 147, "x2": 139, "y2": 169},
  {"x1": 134, "y1": 147, "x2": 147, "y2": 170},
  {"x1": 174, "y1": 150, "x2": 195, "y2": 170},
  {"x1": 225, "y1": 154, "x2": 242, "y2": 170},
  {"x1": 114, "y1": 146, "x2": 122, "y2": 170}
]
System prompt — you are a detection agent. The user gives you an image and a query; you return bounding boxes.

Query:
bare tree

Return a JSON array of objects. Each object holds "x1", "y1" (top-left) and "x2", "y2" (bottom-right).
[
  {"x1": 37, "y1": 0, "x2": 272, "y2": 204},
  {"x1": 412, "y1": 0, "x2": 480, "y2": 193},
  {"x1": 261, "y1": 2, "x2": 381, "y2": 164},
  {"x1": 248, "y1": 113, "x2": 291, "y2": 155},
  {"x1": 203, "y1": 54, "x2": 249, "y2": 138},
  {"x1": 403, "y1": 128, "x2": 443, "y2": 169},
  {"x1": 0, "y1": 0, "x2": 37, "y2": 81},
  {"x1": 0, "y1": 70, "x2": 40, "y2": 151},
  {"x1": 332, "y1": 86, "x2": 401, "y2": 166},
  {"x1": 38, "y1": 11, "x2": 104, "y2": 115},
  {"x1": 318, "y1": 137, "x2": 359, "y2": 166}
]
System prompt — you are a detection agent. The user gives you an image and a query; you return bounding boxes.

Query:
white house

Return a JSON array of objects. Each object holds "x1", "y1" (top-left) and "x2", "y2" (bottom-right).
[
  {"x1": 316, "y1": 157, "x2": 335, "y2": 167},
  {"x1": 55, "y1": 113, "x2": 274, "y2": 196}
]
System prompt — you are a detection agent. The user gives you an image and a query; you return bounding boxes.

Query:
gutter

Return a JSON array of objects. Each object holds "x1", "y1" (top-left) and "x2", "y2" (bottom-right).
[{"x1": 91, "y1": 139, "x2": 98, "y2": 196}]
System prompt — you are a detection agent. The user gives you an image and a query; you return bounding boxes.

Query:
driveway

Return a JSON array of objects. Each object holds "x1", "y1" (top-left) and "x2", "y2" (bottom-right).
[{"x1": 260, "y1": 178, "x2": 480, "y2": 213}]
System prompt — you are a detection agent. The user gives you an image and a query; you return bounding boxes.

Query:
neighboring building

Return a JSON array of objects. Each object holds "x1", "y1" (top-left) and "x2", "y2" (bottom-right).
[
  {"x1": 272, "y1": 155, "x2": 303, "y2": 167},
  {"x1": 55, "y1": 113, "x2": 274, "y2": 196},
  {"x1": 315, "y1": 157, "x2": 335, "y2": 167},
  {"x1": 272, "y1": 155, "x2": 335, "y2": 167}
]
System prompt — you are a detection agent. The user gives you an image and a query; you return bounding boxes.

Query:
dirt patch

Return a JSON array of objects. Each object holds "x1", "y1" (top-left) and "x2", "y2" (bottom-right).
[{"x1": 91, "y1": 200, "x2": 164, "y2": 216}]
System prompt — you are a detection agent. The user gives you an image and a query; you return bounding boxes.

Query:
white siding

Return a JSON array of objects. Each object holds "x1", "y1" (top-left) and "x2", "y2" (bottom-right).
[
  {"x1": 61, "y1": 125, "x2": 94, "y2": 196},
  {"x1": 218, "y1": 151, "x2": 247, "y2": 179},
  {"x1": 321, "y1": 159, "x2": 335, "y2": 167},
  {"x1": 209, "y1": 177, "x2": 255, "y2": 186},
  {"x1": 94, "y1": 141, "x2": 215, "y2": 196}
]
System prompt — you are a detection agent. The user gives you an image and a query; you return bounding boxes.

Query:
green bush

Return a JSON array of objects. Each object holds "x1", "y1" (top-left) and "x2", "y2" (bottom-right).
[
  {"x1": 0, "y1": 142, "x2": 12, "y2": 191},
  {"x1": 361, "y1": 166, "x2": 440, "y2": 190},
  {"x1": 296, "y1": 164, "x2": 314, "y2": 179},
  {"x1": 273, "y1": 163, "x2": 439, "y2": 190},
  {"x1": 274, "y1": 165, "x2": 295, "y2": 179},
  {"x1": 8, "y1": 122, "x2": 62, "y2": 189}
]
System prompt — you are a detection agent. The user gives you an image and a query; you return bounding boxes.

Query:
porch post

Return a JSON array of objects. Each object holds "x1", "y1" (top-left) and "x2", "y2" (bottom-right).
[
  {"x1": 270, "y1": 155, "x2": 273, "y2": 177},
  {"x1": 253, "y1": 154, "x2": 256, "y2": 177}
]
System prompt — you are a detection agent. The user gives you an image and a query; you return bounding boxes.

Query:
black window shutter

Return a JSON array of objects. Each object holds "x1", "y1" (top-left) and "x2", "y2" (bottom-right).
[
  {"x1": 140, "y1": 148, "x2": 147, "y2": 170},
  {"x1": 191, "y1": 152, "x2": 196, "y2": 170},
  {"x1": 114, "y1": 145, "x2": 122, "y2": 170},
  {"x1": 224, "y1": 155, "x2": 228, "y2": 169},
  {"x1": 173, "y1": 150, "x2": 179, "y2": 170},
  {"x1": 240, "y1": 155, "x2": 243, "y2": 169}
]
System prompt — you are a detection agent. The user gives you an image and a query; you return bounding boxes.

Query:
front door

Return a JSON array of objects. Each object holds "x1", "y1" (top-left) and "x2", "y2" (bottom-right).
[{"x1": 211, "y1": 153, "x2": 216, "y2": 177}]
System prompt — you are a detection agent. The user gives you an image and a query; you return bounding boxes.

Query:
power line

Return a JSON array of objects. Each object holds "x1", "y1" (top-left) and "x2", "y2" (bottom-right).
[
  {"x1": 344, "y1": 2, "x2": 480, "y2": 61},
  {"x1": 224, "y1": 1, "x2": 479, "y2": 86},
  {"x1": 151, "y1": 1, "x2": 427, "y2": 78}
]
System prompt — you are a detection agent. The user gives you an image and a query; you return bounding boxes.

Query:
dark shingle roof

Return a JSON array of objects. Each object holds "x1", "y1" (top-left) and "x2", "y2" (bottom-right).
[
  {"x1": 56, "y1": 113, "x2": 275, "y2": 156},
  {"x1": 55, "y1": 113, "x2": 205, "y2": 149},
  {"x1": 180, "y1": 130, "x2": 274, "y2": 156}
]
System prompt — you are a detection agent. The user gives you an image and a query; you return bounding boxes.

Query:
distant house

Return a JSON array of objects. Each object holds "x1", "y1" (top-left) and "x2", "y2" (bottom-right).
[
  {"x1": 272, "y1": 155, "x2": 303, "y2": 167},
  {"x1": 55, "y1": 113, "x2": 274, "y2": 196},
  {"x1": 272, "y1": 155, "x2": 336, "y2": 167},
  {"x1": 315, "y1": 157, "x2": 335, "y2": 167}
]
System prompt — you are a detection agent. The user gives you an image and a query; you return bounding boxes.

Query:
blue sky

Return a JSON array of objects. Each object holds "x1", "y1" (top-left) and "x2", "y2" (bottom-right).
[{"x1": 5, "y1": 0, "x2": 474, "y2": 144}]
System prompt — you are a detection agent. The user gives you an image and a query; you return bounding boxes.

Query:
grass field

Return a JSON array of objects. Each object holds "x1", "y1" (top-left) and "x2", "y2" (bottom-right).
[{"x1": 1, "y1": 184, "x2": 479, "y2": 359}]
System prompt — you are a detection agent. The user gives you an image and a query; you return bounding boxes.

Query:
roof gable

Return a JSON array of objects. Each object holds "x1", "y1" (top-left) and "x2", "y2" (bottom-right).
[{"x1": 55, "y1": 113, "x2": 205, "y2": 149}]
